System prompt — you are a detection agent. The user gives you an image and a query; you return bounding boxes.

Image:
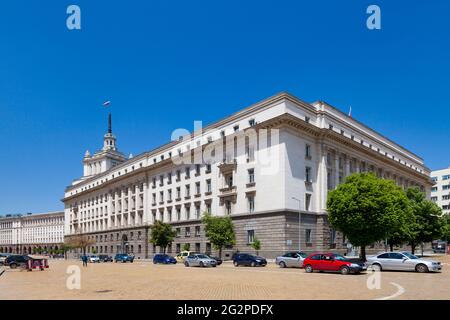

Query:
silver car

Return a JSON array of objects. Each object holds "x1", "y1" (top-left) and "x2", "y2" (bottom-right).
[
  {"x1": 184, "y1": 254, "x2": 217, "y2": 268},
  {"x1": 275, "y1": 251, "x2": 307, "y2": 268},
  {"x1": 366, "y1": 251, "x2": 442, "y2": 273}
]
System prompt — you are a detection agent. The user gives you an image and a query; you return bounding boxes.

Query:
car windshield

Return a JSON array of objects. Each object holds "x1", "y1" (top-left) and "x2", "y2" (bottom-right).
[
  {"x1": 298, "y1": 252, "x2": 307, "y2": 258},
  {"x1": 196, "y1": 254, "x2": 208, "y2": 259},
  {"x1": 402, "y1": 252, "x2": 418, "y2": 259}
]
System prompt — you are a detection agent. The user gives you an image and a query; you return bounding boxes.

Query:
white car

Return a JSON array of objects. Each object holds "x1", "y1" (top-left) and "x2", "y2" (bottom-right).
[
  {"x1": 366, "y1": 251, "x2": 442, "y2": 273},
  {"x1": 88, "y1": 255, "x2": 100, "y2": 263}
]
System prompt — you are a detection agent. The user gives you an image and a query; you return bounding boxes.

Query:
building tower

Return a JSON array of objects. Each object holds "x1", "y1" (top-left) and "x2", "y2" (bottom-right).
[{"x1": 82, "y1": 112, "x2": 127, "y2": 177}]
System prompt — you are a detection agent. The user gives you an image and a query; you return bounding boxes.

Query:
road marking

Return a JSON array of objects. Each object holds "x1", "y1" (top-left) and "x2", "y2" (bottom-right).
[{"x1": 375, "y1": 282, "x2": 405, "y2": 300}]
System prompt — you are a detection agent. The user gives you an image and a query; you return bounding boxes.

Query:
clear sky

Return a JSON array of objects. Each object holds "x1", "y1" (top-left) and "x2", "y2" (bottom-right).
[{"x1": 0, "y1": 1, "x2": 449, "y2": 214}]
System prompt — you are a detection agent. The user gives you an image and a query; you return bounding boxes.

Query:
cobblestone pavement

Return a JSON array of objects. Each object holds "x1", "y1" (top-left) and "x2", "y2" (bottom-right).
[{"x1": 1, "y1": 255, "x2": 449, "y2": 300}]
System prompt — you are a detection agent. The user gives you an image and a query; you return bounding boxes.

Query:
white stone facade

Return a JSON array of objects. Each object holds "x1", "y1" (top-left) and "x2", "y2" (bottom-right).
[
  {"x1": 0, "y1": 211, "x2": 64, "y2": 254},
  {"x1": 63, "y1": 92, "x2": 432, "y2": 258},
  {"x1": 431, "y1": 166, "x2": 450, "y2": 214}
]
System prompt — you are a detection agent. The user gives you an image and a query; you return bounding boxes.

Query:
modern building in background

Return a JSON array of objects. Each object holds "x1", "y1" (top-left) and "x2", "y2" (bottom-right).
[
  {"x1": 63, "y1": 92, "x2": 433, "y2": 259},
  {"x1": 0, "y1": 211, "x2": 64, "y2": 254},
  {"x1": 431, "y1": 166, "x2": 450, "y2": 214}
]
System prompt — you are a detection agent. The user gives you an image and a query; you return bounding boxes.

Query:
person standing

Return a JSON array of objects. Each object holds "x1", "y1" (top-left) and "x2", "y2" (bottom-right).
[{"x1": 82, "y1": 254, "x2": 88, "y2": 267}]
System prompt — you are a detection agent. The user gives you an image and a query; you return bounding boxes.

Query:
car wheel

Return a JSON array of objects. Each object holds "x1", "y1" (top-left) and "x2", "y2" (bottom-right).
[
  {"x1": 184, "y1": 261, "x2": 189, "y2": 267},
  {"x1": 233, "y1": 261, "x2": 239, "y2": 267},
  {"x1": 340, "y1": 266, "x2": 350, "y2": 275},
  {"x1": 251, "y1": 261, "x2": 257, "y2": 267},
  {"x1": 279, "y1": 261, "x2": 286, "y2": 268},
  {"x1": 416, "y1": 264, "x2": 429, "y2": 273},
  {"x1": 371, "y1": 263, "x2": 382, "y2": 272},
  {"x1": 305, "y1": 265, "x2": 313, "y2": 273},
  {"x1": 10, "y1": 263, "x2": 17, "y2": 269}
]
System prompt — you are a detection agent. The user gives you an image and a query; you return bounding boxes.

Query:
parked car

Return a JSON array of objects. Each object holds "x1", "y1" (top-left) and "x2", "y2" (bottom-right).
[
  {"x1": 4, "y1": 255, "x2": 31, "y2": 269},
  {"x1": 184, "y1": 254, "x2": 217, "y2": 267},
  {"x1": 88, "y1": 255, "x2": 100, "y2": 263},
  {"x1": 276, "y1": 251, "x2": 308, "y2": 268},
  {"x1": 153, "y1": 254, "x2": 177, "y2": 264},
  {"x1": 366, "y1": 251, "x2": 442, "y2": 273},
  {"x1": 98, "y1": 255, "x2": 113, "y2": 262},
  {"x1": 0, "y1": 253, "x2": 11, "y2": 266},
  {"x1": 303, "y1": 253, "x2": 366, "y2": 275},
  {"x1": 206, "y1": 255, "x2": 222, "y2": 265},
  {"x1": 233, "y1": 253, "x2": 267, "y2": 267},
  {"x1": 114, "y1": 253, "x2": 134, "y2": 263},
  {"x1": 175, "y1": 251, "x2": 192, "y2": 261}
]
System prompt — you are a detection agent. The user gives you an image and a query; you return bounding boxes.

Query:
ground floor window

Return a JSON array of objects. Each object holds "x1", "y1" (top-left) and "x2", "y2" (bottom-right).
[
  {"x1": 195, "y1": 243, "x2": 200, "y2": 253},
  {"x1": 247, "y1": 230, "x2": 255, "y2": 244},
  {"x1": 305, "y1": 229, "x2": 312, "y2": 244},
  {"x1": 176, "y1": 243, "x2": 181, "y2": 253}
]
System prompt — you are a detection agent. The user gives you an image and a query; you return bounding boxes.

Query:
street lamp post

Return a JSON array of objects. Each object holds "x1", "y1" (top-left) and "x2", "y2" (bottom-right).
[{"x1": 292, "y1": 197, "x2": 302, "y2": 251}]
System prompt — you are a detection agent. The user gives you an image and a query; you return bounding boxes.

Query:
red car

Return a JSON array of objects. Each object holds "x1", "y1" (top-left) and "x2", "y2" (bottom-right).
[{"x1": 303, "y1": 253, "x2": 367, "y2": 275}]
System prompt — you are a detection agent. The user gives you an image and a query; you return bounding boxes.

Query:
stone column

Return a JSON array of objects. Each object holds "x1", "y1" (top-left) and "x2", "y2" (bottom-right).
[
  {"x1": 344, "y1": 156, "x2": 350, "y2": 177},
  {"x1": 317, "y1": 144, "x2": 328, "y2": 211},
  {"x1": 334, "y1": 152, "x2": 340, "y2": 188}
]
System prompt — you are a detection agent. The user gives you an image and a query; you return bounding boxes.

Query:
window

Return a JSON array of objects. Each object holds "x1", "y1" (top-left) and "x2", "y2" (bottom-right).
[
  {"x1": 176, "y1": 170, "x2": 181, "y2": 181},
  {"x1": 185, "y1": 206, "x2": 191, "y2": 220},
  {"x1": 176, "y1": 187, "x2": 181, "y2": 199},
  {"x1": 195, "y1": 243, "x2": 201, "y2": 253},
  {"x1": 185, "y1": 167, "x2": 190, "y2": 179},
  {"x1": 152, "y1": 193, "x2": 156, "y2": 205},
  {"x1": 431, "y1": 176, "x2": 437, "y2": 182},
  {"x1": 247, "y1": 168, "x2": 255, "y2": 184},
  {"x1": 185, "y1": 227, "x2": 191, "y2": 237},
  {"x1": 431, "y1": 196, "x2": 438, "y2": 202},
  {"x1": 176, "y1": 228, "x2": 181, "y2": 237},
  {"x1": 431, "y1": 187, "x2": 438, "y2": 192},
  {"x1": 206, "y1": 164, "x2": 211, "y2": 173},
  {"x1": 305, "y1": 193, "x2": 312, "y2": 211},
  {"x1": 168, "y1": 189, "x2": 172, "y2": 201},
  {"x1": 305, "y1": 167, "x2": 312, "y2": 183},
  {"x1": 305, "y1": 116, "x2": 310, "y2": 123},
  {"x1": 247, "y1": 230, "x2": 255, "y2": 244},
  {"x1": 195, "y1": 226, "x2": 201, "y2": 237},
  {"x1": 167, "y1": 172, "x2": 172, "y2": 184},
  {"x1": 443, "y1": 195, "x2": 450, "y2": 200},
  {"x1": 185, "y1": 185, "x2": 190, "y2": 197},
  {"x1": 233, "y1": 125, "x2": 239, "y2": 132},
  {"x1": 159, "y1": 175, "x2": 164, "y2": 186},
  {"x1": 195, "y1": 206, "x2": 201, "y2": 219},
  {"x1": 305, "y1": 229, "x2": 312, "y2": 244},
  {"x1": 225, "y1": 201, "x2": 232, "y2": 215},
  {"x1": 248, "y1": 119, "x2": 255, "y2": 126},
  {"x1": 195, "y1": 164, "x2": 201, "y2": 175},
  {"x1": 159, "y1": 191, "x2": 164, "y2": 203},
  {"x1": 330, "y1": 229, "x2": 336, "y2": 244},
  {"x1": 443, "y1": 185, "x2": 450, "y2": 191},
  {"x1": 443, "y1": 175, "x2": 450, "y2": 180},
  {"x1": 152, "y1": 178, "x2": 156, "y2": 188},
  {"x1": 206, "y1": 203, "x2": 211, "y2": 214},
  {"x1": 247, "y1": 195, "x2": 255, "y2": 213},
  {"x1": 206, "y1": 179, "x2": 212, "y2": 193},
  {"x1": 176, "y1": 208, "x2": 181, "y2": 221},
  {"x1": 389, "y1": 253, "x2": 404, "y2": 259},
  {"x1": 195, "y1": 182, "x2": 201, "y2": 195},
  {"x1": 305, "y1": 144, "x2": 311, "y2": 159},
  {"x1": 176, "y1": 244, "x2": 181, "y2": 253}
]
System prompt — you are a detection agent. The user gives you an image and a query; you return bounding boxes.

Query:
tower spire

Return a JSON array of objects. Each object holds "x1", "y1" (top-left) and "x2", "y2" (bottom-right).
[{"x1": 108, "y1": 112, "x2": 112, "y2": 134}]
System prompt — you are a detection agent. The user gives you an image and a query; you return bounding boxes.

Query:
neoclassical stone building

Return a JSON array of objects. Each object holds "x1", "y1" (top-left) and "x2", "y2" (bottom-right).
[
  {"x1": 0, "y1": 211, "x2": 64, "y2": 254},
  {"x1": 63, "y1": 92, "x2": 432, "y2": 259}
]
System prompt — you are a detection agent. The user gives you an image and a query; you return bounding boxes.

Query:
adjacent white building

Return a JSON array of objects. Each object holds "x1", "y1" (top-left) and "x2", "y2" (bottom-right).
[
  {"x1": 63, "y1": 92, "x2": 433, "y2": 258},
  {"x1": 0, "y1": 211, "x2": 64, "y2": 254},
  {"x1": 431, "y1": 166, "x2": 450, "y2": 214}
]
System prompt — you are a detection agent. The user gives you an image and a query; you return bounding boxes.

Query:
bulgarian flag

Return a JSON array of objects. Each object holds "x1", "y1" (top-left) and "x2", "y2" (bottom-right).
[{"x1": 103, "y1": 100, "x2": 111, "y2": 107}]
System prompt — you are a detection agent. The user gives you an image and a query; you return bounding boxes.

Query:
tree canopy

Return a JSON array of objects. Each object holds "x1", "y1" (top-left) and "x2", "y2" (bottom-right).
[
  {"x1": 327, "y1": 173, "x2": 412, "y2": 260},
  {"x1": 202, "y1": 212, "x2": 236, "y2": 259},
  {"x1": 149, "y1": 220, "x2": 177, "y2": 254}
]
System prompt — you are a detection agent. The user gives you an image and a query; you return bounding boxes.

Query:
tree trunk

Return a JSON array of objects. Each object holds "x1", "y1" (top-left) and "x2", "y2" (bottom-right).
[
  {"x1": 219, "y1": 247, "x2": 222, "y2": 260},
  {"x1": 163, "y1": 246, "x2": 166, "y2": 254},
  {"x1": 411, "y1": 242, "x2": 416, "y2": 255},
  {"x1": 389, "y1": 244, "x2": 394, "y2": 252},
  {"x1": 360, "y1": 246, "x2": 366, "y2": 261},
  {"x1": 421, "y1": 243, "x2": 424, "y2": 257}
]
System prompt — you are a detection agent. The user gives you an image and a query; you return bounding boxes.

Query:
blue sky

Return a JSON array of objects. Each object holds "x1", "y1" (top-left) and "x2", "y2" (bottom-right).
[{"x1": 0, "y1": 1, "x2": 449, "y2": 213}]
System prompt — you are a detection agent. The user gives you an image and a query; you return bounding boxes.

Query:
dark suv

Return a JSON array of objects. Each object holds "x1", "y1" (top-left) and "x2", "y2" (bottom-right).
[
  {"x1": 5, "y1": 255, "x2": 31, "y2": 269},
  {"x1": 114, "y1": 254, "x2": 134, "y2": 263},
  {"x1": 233, "y1": 253, "x2": 267, "y2": 267},
  {"x1": 99, "y1": 255, "x2": 113, "y2": 262}
]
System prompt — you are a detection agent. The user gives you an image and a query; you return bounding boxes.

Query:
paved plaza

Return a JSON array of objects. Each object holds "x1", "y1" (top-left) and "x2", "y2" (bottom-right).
[{"x1": 1, "y1": 255, "x2": 449, "y2": 300}]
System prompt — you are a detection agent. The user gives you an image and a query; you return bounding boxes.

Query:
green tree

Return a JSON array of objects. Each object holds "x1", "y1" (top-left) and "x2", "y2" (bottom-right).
[
  {"x1": 251, "y1": 237, "x2": 261, "y2": 256},
  {"x1": 149, "y1": 220, "x2": 177, "y2": 254},
  {"x1": 182, "y1": 243, "x2": 190, "y2": 252},
  {"x1": 327, "y1": 173, "x2": 411, "y2": 260},
  {"x1": 405, "y1": 187, "x2": 446, "y2": 254},
  {"x1": 202, "y1": 212, "x2": 236, "y2": 259}
]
